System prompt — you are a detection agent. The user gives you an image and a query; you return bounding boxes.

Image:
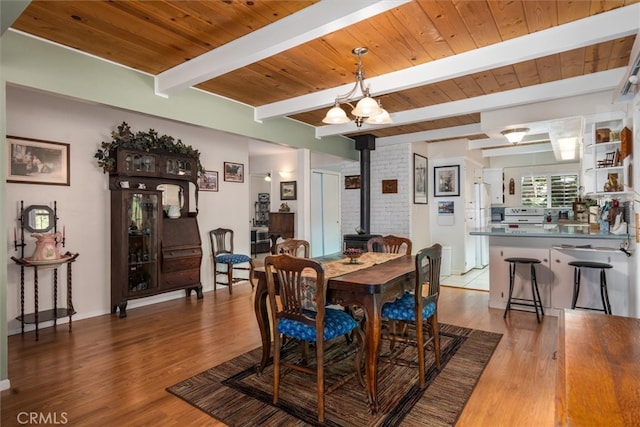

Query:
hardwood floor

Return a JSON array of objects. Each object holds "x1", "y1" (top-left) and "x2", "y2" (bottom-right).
[{"x1": 1, "y1": 284, "x2": 557, "y2": 426}]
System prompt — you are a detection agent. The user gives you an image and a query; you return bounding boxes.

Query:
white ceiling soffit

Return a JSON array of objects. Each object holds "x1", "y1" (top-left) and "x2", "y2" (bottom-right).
[
  {"x1": 481, "y1": 142, "x2": 553, "y2": 158},
  {"x1": 154, "y1": 0, "x2": 409, "y2": 96},
  {"x1": 377, "y1": 123, "x2": 483, "y2": 146},
  {"x1": 256, "y1": 3, "x2": 639, "y2": 129},
  {"x1": 614, "y1": 30, "x2": 640, "y2": 104}
]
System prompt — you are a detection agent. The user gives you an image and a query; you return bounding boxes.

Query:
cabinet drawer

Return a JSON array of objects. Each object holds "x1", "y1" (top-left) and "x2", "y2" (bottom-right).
[
  {"x1": 162, "y1": 255, "x2": 201, "y2": 273},
  {"x1": 162, "y1": 269, "x2": 200, "y2": 288},
  {"x1": 163, "y1": 248, "x2": 202, "y2": 259}
]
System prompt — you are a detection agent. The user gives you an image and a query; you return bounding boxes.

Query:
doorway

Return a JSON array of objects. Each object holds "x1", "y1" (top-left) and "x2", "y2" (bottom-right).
[{"x1": 310, "y1": 170, "x2": 341, "y2": 256}]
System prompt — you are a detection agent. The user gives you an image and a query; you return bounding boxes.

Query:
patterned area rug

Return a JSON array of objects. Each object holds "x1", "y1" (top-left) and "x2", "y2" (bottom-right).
[{"x1": 167, "y1": 324, "x2": 501, "y2": 426}]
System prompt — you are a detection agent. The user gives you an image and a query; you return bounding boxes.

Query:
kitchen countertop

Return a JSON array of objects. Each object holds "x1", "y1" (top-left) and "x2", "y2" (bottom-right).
[{"x1": 470, "y1": 225, "x2": 629, "y2": 240}]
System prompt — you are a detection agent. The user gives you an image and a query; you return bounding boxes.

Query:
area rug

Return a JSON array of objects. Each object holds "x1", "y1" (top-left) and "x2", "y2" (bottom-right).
[{"x1": 167, "y1": 324, "x2": 501, "y2": 426}]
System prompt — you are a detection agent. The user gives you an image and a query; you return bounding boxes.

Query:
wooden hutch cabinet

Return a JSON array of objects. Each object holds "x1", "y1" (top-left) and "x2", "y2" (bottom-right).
[
  {"x1": 268, "y1": 212, "x2": 294, "y2": 252},
  {"x1": 110, "y1": 149, "x2": 203, "y2": 318}
]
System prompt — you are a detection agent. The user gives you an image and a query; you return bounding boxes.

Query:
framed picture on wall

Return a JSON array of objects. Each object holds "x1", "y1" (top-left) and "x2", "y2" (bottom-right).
[
  {"x1": 224, "y1": 162, "x2": 244, "y2": 183},
  {"x1": 345, "y1": 175, "x2": 361, "y2": 189},
  {"x1": 198, "y1": 170, "x2": 218, "y2": 192},
  {"x1": 6, "y1": 136, "x2": 70, "y2": 186},
  {"x1": 280, "y1": 181, "x2": 297, "y2": 200},
  {"x1": 413, "y1": 154, "x2": 428, "y2": 204},
  {"x1": 382, "y1": 179, "x2": 398, "y2": 194},
  {"x1": 434, "y1": 165, "x2": 460, "y2": 197}
]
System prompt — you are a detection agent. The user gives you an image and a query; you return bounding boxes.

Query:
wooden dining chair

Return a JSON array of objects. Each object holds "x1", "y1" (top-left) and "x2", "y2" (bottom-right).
[
  {"x1": 367, "y1": 235, "x2": 412, "y2": 255},
  {"x1": 209, "y1": 228, "x2": 254, "y2": 295},
  {"x1": 264, "y1": 254, "x2": 364, "y2": 423},
  {"x1": 379, "y1": 243, "x2": 442, "y2": 388},
  {"x1": 273, "y1": 238, "x2": 310, "y2": 258}
]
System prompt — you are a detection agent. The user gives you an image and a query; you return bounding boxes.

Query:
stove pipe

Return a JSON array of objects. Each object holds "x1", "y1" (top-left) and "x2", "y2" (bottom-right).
[{"x1": 353, "y1": 134, "x2": 376, "y2": 234}]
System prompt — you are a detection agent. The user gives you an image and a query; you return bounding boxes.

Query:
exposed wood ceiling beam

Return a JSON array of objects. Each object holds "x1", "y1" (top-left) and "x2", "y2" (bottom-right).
[{"x1": 154, "y1": 0, "x2": 410, "y2": 96}]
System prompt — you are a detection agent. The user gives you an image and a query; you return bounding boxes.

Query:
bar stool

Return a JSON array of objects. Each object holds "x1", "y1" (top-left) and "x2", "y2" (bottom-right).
[
  {"x1": 568, "y1": 261, "x2": 613, "y2": 315},
  {"x1": 503, "y1": 257, "x2": 544, "y2": 323}
]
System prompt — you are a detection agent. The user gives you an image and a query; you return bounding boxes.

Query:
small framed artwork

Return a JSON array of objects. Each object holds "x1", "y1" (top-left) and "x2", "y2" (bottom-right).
[
  {"x1": 382, "y1": 179, "x2": 398, "y2": 194},
  {"x1": 438, "y1": 201, "x2": 454, "y2": 214},
  {"x1": 6, "y1": 136, "x2": 70, "y2": 186},
  {"x1": 413, "y1": 154, "x2": 428, "y2": 204},
  {"x1": 280, "y1": 181, "x2": 297, "y2": 200},
  {"x1": 224, "y1": 162, "x2": 244, "y2": 183},
  {"x1": 198, "y1": 170, "x2": 218, "y2": 192},
  {"x1": 434, "y1": 165, "x2": 460, "y2": 197},
  {"x1": 345, "y1": 175, "x2": 361, "y2": 189}
]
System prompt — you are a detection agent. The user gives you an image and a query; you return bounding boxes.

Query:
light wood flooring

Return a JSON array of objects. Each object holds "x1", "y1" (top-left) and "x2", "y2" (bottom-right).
[{"x1": 1, "y1": 283, "x2": 558, "y2": 426}]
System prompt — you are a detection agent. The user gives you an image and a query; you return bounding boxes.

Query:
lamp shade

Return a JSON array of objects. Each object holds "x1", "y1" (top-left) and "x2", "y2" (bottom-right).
[
  {"x1": 352, "y1": 96, "x2": 382, "y2": 118},
  {"x1": 364, "y1": 108, "x2": 392, "y2": 125},
  {"x1": 322, "y1": 105, "x2": 350, "y2": 124},
  {"x1": 501, "y1": 128, "x2": 529, "y2": 144}
]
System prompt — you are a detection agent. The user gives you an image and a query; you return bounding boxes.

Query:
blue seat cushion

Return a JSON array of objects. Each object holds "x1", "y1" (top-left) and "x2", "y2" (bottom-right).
[
  {"x1": 382, "y1": 292, "x2": 437, "y2": 321},
  {"x1": 216, "y1": 254, "x2": 251, "y2": 264},
  {"x1": 278, "y1": 308, "x2": 357, "y2": 342}
]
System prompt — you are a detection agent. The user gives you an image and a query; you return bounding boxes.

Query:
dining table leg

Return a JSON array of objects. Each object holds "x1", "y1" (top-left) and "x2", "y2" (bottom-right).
[
  {"x1": 361, "y1": 294, "x2": 383, "y2": 414},
  {"x1": 254, "y1": 275, "x2": 271, "y2": 374}
]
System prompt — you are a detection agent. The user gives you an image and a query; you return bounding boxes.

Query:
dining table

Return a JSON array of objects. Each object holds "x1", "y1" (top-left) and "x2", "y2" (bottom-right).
[{"x1": 253, "y1": 252, "x2": 416, "y2": 414}]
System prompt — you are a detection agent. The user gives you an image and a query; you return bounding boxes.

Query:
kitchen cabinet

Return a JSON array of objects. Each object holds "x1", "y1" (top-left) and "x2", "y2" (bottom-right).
[
  {"x1": 582, "y1": 113, "x2": 629, "y2": 197},
  {"x1": 489, "y1": 245, "x2": 551, "y2": 310},
  {"x1": 550, "y1": 246, "x2": 630, "y2": 316},
  {"x1": 483, "y1": 168, "x2": 504, "y2": 205}
]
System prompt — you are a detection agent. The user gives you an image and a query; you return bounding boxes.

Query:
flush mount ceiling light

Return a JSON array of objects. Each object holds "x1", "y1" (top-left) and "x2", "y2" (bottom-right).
[
  {"x1": 501, "y1": 128, "x2": 530, "y2": 145},
  {"x1": 322, "y1": 47, "x2": 392, "y2": 128}
]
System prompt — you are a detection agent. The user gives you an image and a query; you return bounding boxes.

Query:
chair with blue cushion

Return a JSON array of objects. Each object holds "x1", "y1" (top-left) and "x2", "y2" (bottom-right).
[
  {"x1": 209, "y1": 228, "x2": 254, "y2": 295},
  {"x1": 380, "y1": 243, "x2": 442, "y2": 388},
  {"x1": 264, "y1": 254, "x2": 364, "y2": 423}
]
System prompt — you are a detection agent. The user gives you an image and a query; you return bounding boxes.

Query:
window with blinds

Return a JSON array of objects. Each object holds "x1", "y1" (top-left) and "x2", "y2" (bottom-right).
[{"x1": 521, "y1": 173, "x2": 578, "y2": 208}]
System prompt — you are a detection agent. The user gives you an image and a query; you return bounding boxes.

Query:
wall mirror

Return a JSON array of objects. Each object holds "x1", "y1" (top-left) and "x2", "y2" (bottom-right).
[
  {"x1": 157, "y1": 184, "x2": 184, "y2": 210},
  {"x1": 23, "y1": 205, "x2": 55, "y2": 233}
]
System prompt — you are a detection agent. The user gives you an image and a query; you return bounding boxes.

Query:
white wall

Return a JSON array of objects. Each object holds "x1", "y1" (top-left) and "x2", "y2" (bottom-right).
[
  {"x1": 340, "y1": 144, "x2": 412, "y2": 239},
  {"x1": 5, "y1": 86, "x2": 254, "y2": 334}
]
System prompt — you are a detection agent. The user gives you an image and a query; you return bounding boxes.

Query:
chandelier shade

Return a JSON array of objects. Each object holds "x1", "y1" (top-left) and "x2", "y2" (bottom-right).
[
  {"x1": 322, "y1": 47, "x2": 392, "y2": 128},
  {"x1": 322, "y1": 104, "x2": 350, "y2": 124},
  {"x1": 501, "y1": 127, "x2": 529, "y2": 145},
  {"x1": 352, "y1": 96, "x2": 382, "y2": 117}
]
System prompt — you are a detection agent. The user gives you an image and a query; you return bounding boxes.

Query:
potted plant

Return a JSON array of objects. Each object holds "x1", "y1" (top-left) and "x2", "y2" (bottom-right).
[{"x1": 94, "y1": 122, "x2": 204, "y2": 174}]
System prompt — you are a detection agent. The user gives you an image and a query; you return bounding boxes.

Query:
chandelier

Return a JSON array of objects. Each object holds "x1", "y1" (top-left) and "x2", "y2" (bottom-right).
[{"x1": 322, "y1": 47, "x2": 392, "y2": 128}]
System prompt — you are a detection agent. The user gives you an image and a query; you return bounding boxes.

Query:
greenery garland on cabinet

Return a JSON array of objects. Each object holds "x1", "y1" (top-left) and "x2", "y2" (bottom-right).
[{"x1": 94, "y1": 122, "x2": 204, "y2": 174}]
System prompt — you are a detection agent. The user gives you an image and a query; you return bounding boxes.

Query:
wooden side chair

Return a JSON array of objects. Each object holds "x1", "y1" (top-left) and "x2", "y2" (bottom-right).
[
  {"x1": 209, "y1": 228, "x2": 254, "y2": 295},
  {"x1": 264, "y1": 254, "x2": 364, "y2": 423},
  {"x1": 379, "y1": 243, "x2": 442, "y2": 388},
  {"x1": 274, "y1": 238, "x2": 310, "y2": 258},
  {"x1": 367, "y1": 235, "x2": 412, "y2": 255}
]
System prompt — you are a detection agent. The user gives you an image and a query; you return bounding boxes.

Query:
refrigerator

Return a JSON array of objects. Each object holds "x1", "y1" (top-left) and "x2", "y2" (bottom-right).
[{"x1": 473, "y1": 183, "x2": 490, "y2": 268}]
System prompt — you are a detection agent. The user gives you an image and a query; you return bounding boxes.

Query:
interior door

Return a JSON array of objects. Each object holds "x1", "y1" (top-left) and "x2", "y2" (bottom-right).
[{"x1": 310, "y1": 171, "x2": 341, "y2": 256}]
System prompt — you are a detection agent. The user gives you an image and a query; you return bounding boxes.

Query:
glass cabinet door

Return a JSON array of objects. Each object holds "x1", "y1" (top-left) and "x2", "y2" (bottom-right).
[{"x1": 126, "y1": 191, "x2": 159, "y2": 294}]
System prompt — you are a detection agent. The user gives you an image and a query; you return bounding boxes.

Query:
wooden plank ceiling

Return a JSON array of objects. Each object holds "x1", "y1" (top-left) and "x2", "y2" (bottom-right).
[{"x1": 10, "y1": 0, "x2": 640, "y2": 142}]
